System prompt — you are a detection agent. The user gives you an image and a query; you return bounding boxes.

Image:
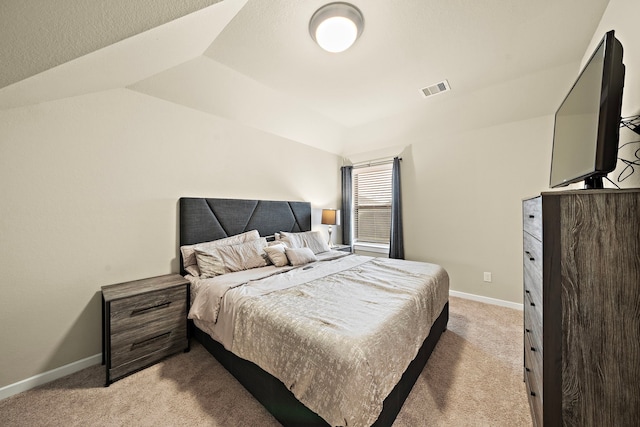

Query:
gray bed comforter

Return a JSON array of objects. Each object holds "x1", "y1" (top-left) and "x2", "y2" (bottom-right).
[{"x1": 189, "y1": 254, "x2": 449, "y2": 427}]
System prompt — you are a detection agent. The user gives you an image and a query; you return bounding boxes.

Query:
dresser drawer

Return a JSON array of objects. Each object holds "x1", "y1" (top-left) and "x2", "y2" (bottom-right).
[
  {"x1": 524, "y1": 328, "x2": 543, "y2": 378},
  {"x1": 524, "y1": 302, "x2": 543, "y2": 352},
  {"x1": 523, "y1": 232, "x2": 542, "y2": 281},
  {"x1": 523, "y1": 232, "x2": 542, "y2": 313},
  {"x1": 523, "y1": 282, "x2": 542, "y2": 331},
  {"x1": 524, "y1": 346, "x2": 544, "y2": 427},
  {"x1": 525, "y1": 331, "x2": 543, "y2": 426},
  {"x1": 523, "y1": 197, "x2": 542, "y2": 241},
  {"x1": 110, "y1": 286, "x2": 187, "y2": 333}
]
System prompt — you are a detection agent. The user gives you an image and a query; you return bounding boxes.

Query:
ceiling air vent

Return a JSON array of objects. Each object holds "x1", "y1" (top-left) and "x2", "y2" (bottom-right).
[{"x1": 420, "y1": 80, "x2": 451, "y2": 98}]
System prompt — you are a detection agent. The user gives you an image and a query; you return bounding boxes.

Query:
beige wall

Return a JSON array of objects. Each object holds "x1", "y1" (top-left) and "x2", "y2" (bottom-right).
[
  {"x1": 399, "y1": 116, "x2": 552, "y2": 303},
  {"x1": 0, "y1": 88, "x2": 341, "y2": 388},
  {"x1": 344, "y1": 63, "x2": 569, "y2": 304}
]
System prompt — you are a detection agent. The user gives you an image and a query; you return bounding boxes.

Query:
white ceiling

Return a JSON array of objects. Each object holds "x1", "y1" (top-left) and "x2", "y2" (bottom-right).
[{"x1": 0, "y1": 0, "x2": 611, "y2": 156}]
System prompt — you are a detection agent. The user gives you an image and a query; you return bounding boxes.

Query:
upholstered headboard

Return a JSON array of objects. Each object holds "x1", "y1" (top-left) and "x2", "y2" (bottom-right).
[{"x1": 179, "y1": 197, "x2": 312, "y2": 274}]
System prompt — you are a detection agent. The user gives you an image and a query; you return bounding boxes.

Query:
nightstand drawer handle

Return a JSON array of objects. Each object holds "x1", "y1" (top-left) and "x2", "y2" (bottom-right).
[
  {"x1": 131, "y1": 332, "x2": 171, "y2": 350},
  {"x1": 131, "y1": 301, "x2": 171, "y2": 316},
  {"x1": 525, "y1": 251, "x2": 535, "y2": 261}
]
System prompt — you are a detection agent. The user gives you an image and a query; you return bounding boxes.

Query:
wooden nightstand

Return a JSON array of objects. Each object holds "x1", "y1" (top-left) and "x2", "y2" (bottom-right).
[
  {"x1": 332, "y1": 244, "x2": 352, "y2": 253},
  {"x1": 102, "y1": 274, "x2": 190, "y2": 386}
]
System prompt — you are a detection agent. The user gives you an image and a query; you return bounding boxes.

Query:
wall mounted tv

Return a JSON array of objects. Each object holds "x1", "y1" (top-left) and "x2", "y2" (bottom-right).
[{"x1": 549, "y1": 30, "x2": 625, "y2": 189}]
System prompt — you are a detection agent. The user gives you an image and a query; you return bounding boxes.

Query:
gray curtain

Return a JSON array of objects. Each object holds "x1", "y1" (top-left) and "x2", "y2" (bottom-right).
[
  {"x1": 341, "y1": 166, "x2": 353, "y2": 245},
  {"x1": 389, "y1": 157, "x2": 404, "y2": 259}
]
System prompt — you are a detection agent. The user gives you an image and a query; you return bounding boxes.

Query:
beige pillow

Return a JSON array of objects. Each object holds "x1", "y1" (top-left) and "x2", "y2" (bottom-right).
[
  {"x1": 279, "y1": 231, "x2": 330, "y2": 254},
  {"x1": 195, "y1": 248, "x2": 226, "y2": 278},
  {"x1": 184, "y1": 265, "x2": 200, "y2": 277},
  {"x1": 264, "y1": 243, "x2": 288, "y2": 267},
  {"x1": 217, "y1": 238, "x2": 268, "y2": 273},
  {"x1": 181, "y1": 230, "x2": 260, "y2": 268},
  {"x1": 285, "y1": 247, "x2": 317, "y2": 266}
]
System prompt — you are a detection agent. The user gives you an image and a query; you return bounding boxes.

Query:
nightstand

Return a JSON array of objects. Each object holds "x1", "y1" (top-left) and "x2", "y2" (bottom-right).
[
  {"x1": 102, "y1": 274, "x2": 189, "y2": 386},
  {"x1": 332, "y1": 244, "x2": 352, "y2": 253}
]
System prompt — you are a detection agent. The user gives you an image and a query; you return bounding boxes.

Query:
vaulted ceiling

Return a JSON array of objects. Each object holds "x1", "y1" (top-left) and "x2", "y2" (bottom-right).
[{"x1": 0, "y1": 0, "x2": 611, "y2": 156}]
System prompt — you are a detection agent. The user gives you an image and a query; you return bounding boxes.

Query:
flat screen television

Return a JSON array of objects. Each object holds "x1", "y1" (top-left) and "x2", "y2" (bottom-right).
[{"x1": 549, "y1": 30, "x2": 625, "y2": 189}]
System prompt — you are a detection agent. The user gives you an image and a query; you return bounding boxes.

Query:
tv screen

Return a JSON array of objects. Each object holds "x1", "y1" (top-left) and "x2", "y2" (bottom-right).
[{"x1": 549, "y1": 30, "x2": 625, "y2": 189}]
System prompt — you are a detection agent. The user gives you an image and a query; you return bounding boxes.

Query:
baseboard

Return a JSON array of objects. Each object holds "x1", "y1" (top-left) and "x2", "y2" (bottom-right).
[
  {"x1": 0, "y1": 353, "x2": 102, "y2": 401},
  {"x1": 450, "y1": 290, "x2": 523, "y2": 311}
]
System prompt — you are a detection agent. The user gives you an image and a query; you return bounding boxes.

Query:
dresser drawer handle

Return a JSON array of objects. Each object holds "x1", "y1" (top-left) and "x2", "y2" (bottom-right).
[
  {"x1": 131, "y1": 332, "x2": 172, "y2": 350},
  {"x1": 530, "y1": 346, "x2": 537, "y2": 352},
  {"x1": 525, "y1": 328, "x2": 531, "y2": 333},
  {"x1": 528, "y1": 215, "x2": 535, "y2": 219},
  {"x1": 525, "y1": 367, "x2": 531, "y2": 372},
  {"x1": 130, "y1": 301, "x2": 171, "y2": 316},
  {"x1": 525, "y1": 291, "x2": 535, "y2": 306},
  {"x1": 530, "y1": 391, "x2": 537, "y2": 397},
  {"x1": 524, "y1": 251, "x2": 535, "y2": 261}
]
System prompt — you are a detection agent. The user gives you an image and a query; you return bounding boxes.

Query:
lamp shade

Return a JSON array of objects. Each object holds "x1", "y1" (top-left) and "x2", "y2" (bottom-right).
[
  {"x1": 309, "y1": 2, "x2": 364, "y2": 53},
  {"x1": 321, "y1": 209, "x2": 338, "y2": 225}
]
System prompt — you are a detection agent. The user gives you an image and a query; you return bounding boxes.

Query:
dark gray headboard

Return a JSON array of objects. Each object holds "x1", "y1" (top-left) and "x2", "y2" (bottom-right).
[{"x1": 179, "y1": 197, "x2": 312, "y2": 273}]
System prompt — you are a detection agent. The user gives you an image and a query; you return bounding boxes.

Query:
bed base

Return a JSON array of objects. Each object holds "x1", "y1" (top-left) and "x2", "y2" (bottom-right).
[{"x1": 193, "y1": 302, "x2": 449, "y2": 427}]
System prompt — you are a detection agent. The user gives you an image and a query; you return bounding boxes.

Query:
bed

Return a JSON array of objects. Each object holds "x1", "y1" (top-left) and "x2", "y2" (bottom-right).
[{"x1": 179, "y1": 197, "x2": 449, "y2": 427}]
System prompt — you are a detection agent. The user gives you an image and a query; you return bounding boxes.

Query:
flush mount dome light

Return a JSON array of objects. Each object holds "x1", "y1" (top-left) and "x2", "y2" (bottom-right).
[{"x1": 309, "y1": 2, "x2": 364, "y2": 53}]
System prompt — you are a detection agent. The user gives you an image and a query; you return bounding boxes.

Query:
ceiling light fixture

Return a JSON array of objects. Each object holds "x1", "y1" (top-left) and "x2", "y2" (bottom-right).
[{"x1": 309, "y1": 2, "x2": 364, "y2": 53}]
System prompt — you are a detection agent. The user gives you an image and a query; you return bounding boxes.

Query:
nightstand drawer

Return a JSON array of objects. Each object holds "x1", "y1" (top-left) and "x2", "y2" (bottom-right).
[
  {"x1": 110, "y1": 286, "x2": 187, "y2": 333},
  {"x1": 111, "y1": 316, "x2": 187, "y2": 367},
  {"x1": 109, "y1": 338, "x2": 188, "y2": 382}
]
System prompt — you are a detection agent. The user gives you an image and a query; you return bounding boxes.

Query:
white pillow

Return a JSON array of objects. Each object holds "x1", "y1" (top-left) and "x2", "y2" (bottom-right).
[
  {"x1": 181, "y1": 230, "x2": 260, "y2": 268},
  {"x1": 264, "y1": 244, "x2": 288, "y2": 267},
  {"x1": 285, "y1": 247, "x2": 318, "y2": 266},
  {"x1": 279, "y1": 231, "x2": 330, "y2": 254}
]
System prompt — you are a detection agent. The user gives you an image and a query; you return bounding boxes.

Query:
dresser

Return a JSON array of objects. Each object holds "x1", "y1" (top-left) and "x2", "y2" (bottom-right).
[
  {"x1": 522, "y1": 189, "x2": 640, "y2": 426},
  {"x1": 102, "y1": 274, "x2": 190, "y2": 386}
]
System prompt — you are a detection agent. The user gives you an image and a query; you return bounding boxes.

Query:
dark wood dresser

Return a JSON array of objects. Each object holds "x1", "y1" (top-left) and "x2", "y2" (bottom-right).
[
  {"x1": 102, "y1": 274, "x2": 190, "y2": 386},
  {"x1": 522, "y1": 189, "x2": 640, "y2": 426}
]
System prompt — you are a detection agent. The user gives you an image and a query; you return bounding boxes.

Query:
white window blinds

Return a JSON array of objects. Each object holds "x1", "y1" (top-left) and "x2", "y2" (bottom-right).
[{"x1": 353, "y1": 165, "x2": 392, "y2": 244}]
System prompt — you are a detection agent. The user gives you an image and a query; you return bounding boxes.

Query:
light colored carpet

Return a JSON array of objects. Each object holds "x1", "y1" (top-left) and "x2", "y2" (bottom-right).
[{"x1": 0, "y1": 297, "x2": 531, "y2": 426}]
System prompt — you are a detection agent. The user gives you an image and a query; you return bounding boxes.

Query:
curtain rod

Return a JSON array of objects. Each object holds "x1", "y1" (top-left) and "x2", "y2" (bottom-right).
[{"x1": 352, "y1": 157, "x2": 402, "y2": 169}]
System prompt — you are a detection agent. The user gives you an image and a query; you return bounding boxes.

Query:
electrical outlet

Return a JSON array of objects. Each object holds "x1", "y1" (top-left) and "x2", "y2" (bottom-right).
[{"x1": 483, "y1": 272, "x2": 492, "y2": 282}]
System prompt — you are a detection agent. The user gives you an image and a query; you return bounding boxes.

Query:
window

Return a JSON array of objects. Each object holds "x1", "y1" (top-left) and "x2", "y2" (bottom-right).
[{"x1": 352, "y1": 163, "x2": 392, "y2": 245}]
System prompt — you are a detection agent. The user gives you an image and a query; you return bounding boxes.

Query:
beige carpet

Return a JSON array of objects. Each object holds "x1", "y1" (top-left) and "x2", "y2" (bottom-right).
[{"x1": 0, "y1": 297, "x2": 531, "y2": 426}]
